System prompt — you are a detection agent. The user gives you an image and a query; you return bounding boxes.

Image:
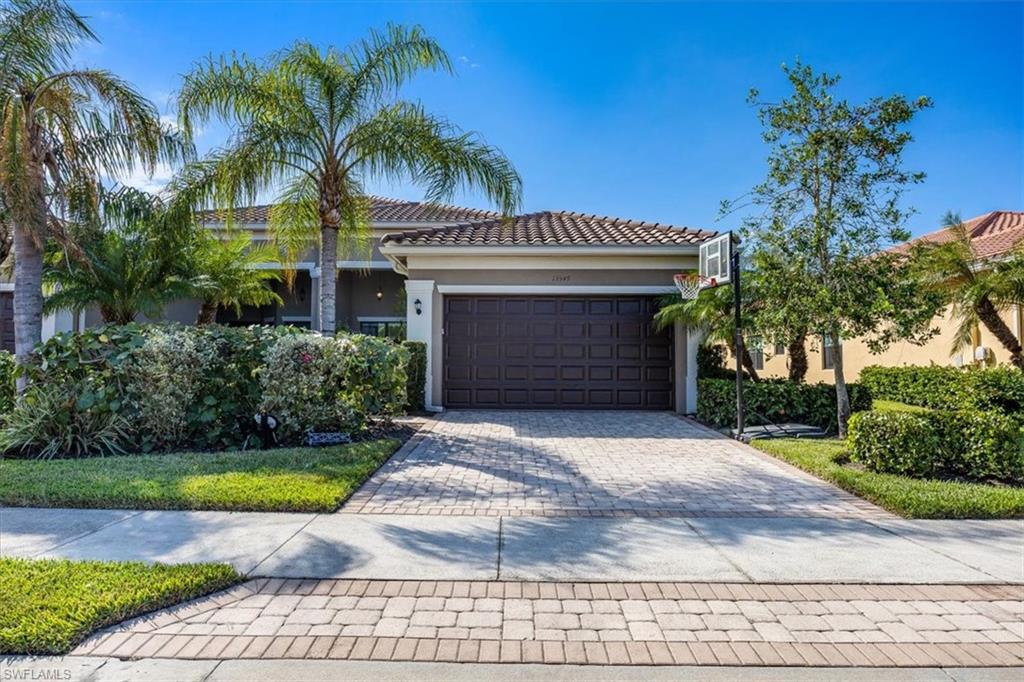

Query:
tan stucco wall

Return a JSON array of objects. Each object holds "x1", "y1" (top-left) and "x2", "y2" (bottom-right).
[{"x1": 756, "y1": 304, "x2": 1023, "y2": 382}]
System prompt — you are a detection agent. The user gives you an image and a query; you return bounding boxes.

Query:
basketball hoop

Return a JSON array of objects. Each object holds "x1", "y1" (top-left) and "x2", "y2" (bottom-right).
[{"x1": 673, "y1": 273, "x2": 715, "y2": 300}]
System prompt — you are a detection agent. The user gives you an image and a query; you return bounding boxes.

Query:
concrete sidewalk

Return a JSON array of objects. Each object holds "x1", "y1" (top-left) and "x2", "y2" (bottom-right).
[
  {"x1": 2, "y1": 656, "x2": 1022, "y2": 682},
  {"x1": 2, "y1": 507, "x2": 1021, "y2": 583}
]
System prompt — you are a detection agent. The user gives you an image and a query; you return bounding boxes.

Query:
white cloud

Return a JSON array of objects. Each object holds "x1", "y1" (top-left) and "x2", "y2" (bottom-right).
[
  {"x1": 458, "y1": 55, "x2": 480, "y2": 69},
  {"x1": 108, "y1": 162, "x2": 176, "y2": 195}
]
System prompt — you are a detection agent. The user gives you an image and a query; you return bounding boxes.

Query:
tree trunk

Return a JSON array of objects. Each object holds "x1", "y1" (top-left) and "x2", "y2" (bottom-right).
[
  {"x1": 196, "y1": 300, "x2": 218, "y2": 325},
  {"x1": 12, "y1": 224, "x2": 43, "y2": 393},
  {"x1": 830, "y1": 329, "x2": 851, "y2": 438},
  {"x1": 975, "y1": 296, "x2": 1024, "y2": 370},
  {"x1": 318, "y1": 225, "x2": 338, "y2": 335},
  {"x1": 787, "y1": 331, "x2": 808, "y2": 382},
  {"x1": 740, "y1": 346, "x2": 761, "y2": 382}
]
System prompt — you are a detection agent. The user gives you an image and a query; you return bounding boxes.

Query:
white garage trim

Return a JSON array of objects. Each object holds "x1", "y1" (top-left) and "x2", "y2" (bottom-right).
[{"x1": 435, "y1": 285, "x2": 678, "y2": 295}]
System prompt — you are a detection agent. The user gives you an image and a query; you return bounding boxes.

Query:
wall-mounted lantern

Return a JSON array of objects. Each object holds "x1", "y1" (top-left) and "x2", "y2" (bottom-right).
[{"x1": 414, "y1": 299, "x2": 422, "y2": 315}]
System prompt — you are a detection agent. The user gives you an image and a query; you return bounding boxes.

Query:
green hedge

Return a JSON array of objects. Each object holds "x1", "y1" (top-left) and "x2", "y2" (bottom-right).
[
  {"x1": 697, "y1": 378, "x2": 872, "y2": 432},
  {"x1": 849, "y1": 410, "x2": 1024, "y2": 482},
  {"x1": 0, "y1": 350, "x2": 14, "y2": 415},
  {"x1": 1, "y1": 323, "x2": 410, "y2": 458},
  {"x1": 401, "y1": 341, "x2": 427, "y2": 411},
  {"x1": 859, "y1": 365, "x2": 1024, "y2": 418}
]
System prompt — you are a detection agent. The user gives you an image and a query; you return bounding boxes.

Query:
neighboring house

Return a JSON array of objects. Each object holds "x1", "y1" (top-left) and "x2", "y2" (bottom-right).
[
  {"x1": 757, "y1": 210, "x2": 1024, "y2": 383},
  {"x1": 9, "y1": 197, "x2": 716, "y2": 413}
]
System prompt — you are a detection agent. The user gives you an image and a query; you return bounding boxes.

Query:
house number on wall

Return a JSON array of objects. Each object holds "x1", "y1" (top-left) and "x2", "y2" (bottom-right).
[{"x1": 551, "y1": 274, "x2": 571, "y2": 282}]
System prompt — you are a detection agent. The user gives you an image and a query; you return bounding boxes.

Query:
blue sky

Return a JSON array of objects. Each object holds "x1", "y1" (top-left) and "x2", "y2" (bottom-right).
[{"x1": 76, "y1": 1, "x2": 1022, "y2": 237}]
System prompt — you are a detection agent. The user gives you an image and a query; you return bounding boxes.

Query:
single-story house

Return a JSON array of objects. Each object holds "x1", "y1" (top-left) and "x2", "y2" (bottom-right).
[
  {"x1": 14, "y1": 197, "x2": 714, "y2": 413},
  {"x1": 756, "y1": 210, "x2": 1024, "y2": 382}
]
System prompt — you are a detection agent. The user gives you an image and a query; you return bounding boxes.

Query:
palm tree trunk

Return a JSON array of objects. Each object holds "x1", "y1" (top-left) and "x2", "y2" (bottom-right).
[
  {"x1": 976, "y1": 296, "x2": 1024, "y2": 370},
  {"x1": 318, "y1": 226, "x2": 338, "y2": 335},
  {"x1": 196, "y1": 300, "x2": 218, "y2": 325},
  {"x1": 787, "y1": 331, "x2": 808, "y2": 382},
  {"x1": 12, "y1": 224, "x2": 43, "y2": 393},
  {"x1": 829, "y1": 329, "x2": 851, "y2": 437}
]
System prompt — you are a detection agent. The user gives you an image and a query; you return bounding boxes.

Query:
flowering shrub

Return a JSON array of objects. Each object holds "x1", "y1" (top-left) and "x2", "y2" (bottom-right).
[
  {"x1": 1, "y1": 324, "x2": 409, "y2": 458},
  {"x1": 259, "y1": 334, "x2": 361, "y2": 442},
  {"x1": 258, "y1": 333, "x2": 408, "y2": 443}
]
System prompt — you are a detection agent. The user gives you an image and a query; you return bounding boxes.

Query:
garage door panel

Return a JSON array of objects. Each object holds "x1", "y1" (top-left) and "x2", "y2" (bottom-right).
[
  {"x1": 533, "y1": 299, "x2": 558, "y2": 315},
  {"x1": 532, "y1": 365, "x2": 557, "y2": 380},
  {"x1": 560, "y1": 299, "x2": 586, "y2": 315},
  {"x1": 444, "y1": 295, "x2": 673, "y2": 409},
  {"x1": 476, "y1": 365, "x2": 500, "y2": 381},
  {"x1": 562, "y1": 365, "x2": 586, "y2": 381}
]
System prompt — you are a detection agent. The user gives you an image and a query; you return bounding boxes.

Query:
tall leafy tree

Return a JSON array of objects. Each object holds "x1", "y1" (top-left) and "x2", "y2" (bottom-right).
[
  {"x1": 732, "y1": 61, "x2": 943, "y2": 436},
  {"x1": 176, "y1": 26, "x2": 522, "y2": 334},
  {"x1": 0, "y1": 0, "x2": 186, "y2": 377},
  {"x1": 913, "y1": 212, "x2": 1024, "y2": 370},
  {"x1": 191, "y1": 230, "x2": 282, "y2": 325}
]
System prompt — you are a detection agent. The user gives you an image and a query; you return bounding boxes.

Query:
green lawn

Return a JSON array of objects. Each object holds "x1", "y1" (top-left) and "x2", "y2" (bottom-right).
[
  {"x1": 872, "y1": 399, "x2": 932, "y2": 413},
  {"x1": 752, "y1": 438, "x2": 1024, "y2": 519},
  {"x1": 0, "y1": 557, "x2": 239, "y2": 655},
  {"x1": 0, "y1": 439, "x2": 400, "y2": 512}
]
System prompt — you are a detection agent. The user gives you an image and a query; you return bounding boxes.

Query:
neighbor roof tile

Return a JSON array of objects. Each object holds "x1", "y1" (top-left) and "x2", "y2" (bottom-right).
[
  {"x1": 891, "y1": 211, "x2": 1024, "y2": 260},
  {"x1": 197, "y1": 196, "x2": 500, "y2": 225}
]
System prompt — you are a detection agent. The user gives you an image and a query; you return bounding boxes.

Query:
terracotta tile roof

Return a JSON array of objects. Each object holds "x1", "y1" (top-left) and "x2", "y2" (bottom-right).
[
  {"x1": 892, "y1": 211, "x2": 1024, "y2": 260},
  {"x1": 381, "y1": 210, "x2": 714, "y2": 247},
  {"x1": 197, "y1": 196, "x2": 500, "y2": 225}
]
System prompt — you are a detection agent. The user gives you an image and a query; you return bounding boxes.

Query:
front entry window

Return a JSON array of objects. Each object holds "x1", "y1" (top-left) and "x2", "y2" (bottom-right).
[{"x1": 359, "y1": 318, "x2": 407, "y2": 340}]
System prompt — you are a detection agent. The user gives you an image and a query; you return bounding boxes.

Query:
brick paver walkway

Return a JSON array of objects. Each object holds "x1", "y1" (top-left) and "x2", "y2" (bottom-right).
[
  {"x1": 344, "y1": 411, "x2": 885, "y2": 518},
  {"x1": 74, "y1": 579, "x2": 1024, "y2": 666}
]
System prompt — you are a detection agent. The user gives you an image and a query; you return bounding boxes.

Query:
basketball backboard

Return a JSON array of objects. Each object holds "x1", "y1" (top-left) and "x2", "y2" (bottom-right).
[{"x1": 699, "y1": 232, "x2": 732, "y2": 286}]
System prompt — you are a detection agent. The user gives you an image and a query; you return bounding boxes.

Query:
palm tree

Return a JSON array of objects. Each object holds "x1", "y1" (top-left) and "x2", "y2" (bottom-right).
[
  {"x1": 43, "y1": 188, "x2": 196, "y2": 324},
  {"x1": 656, "y1": 284, "x2": 762, "y2": 381},
  {"x1": 175, "y1": 26, "x2": 521, "y2": 334},
  {"x1": 0, "y1": 0, "x2": 185, "y2": 377},
  {"x1": 913, "y1": 212, "x2": 1024, "y2": 370},
  {"x1": 191, "y1": 230, "x2": 282, "y2": 325}
]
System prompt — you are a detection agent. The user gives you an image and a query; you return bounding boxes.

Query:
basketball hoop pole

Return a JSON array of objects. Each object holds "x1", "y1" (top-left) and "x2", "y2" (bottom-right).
[{"x1": 731, "y1": 236, "x2": 745, "y2": 439}]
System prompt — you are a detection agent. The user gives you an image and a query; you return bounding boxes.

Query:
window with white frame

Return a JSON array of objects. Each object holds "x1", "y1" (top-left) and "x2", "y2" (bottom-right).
[{"x1": 822, "y1": 334, "x2": 840, "y2": 370}]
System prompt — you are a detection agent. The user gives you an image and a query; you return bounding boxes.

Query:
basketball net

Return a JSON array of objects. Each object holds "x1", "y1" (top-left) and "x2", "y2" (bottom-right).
[{"x1": 673, "y1": 273, "x2": 715, "y2": 300}]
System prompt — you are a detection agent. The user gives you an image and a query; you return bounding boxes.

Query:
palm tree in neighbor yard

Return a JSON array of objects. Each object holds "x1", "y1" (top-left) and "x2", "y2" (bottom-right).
[
  {"x1": 175, "y1": 26, "x2": 522, "y2": 334},
  {"x1": 0, "y1": 0, "x2": 185, "y2": 382},
  {"x1": 914, "y1": 212, "x2": 1024, "y2": 369}
]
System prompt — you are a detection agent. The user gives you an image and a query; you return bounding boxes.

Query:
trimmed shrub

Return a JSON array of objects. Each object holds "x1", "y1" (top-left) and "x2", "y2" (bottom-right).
[
  {"x1": 257, "y1": 333, "x2": 407, "y2": 443},
  {"x1": 401, "y1": 340, "x2": 427, "y2": 411},
  {"x1": 849, "y1": 410, "x2": 1024, "y2": 482},
  {"x1": 0, "y1": 350, "x2": 15, "y2": 415},
  {"x1": 2, "y1": 324, "x2": 408, "y2": 457},
  {"x1": 343, "y1": 335, "x2": 408, "y2": 419},
  {"x1": 860, "y1": 365, "x2": 1024, "y2": 419},
  {"x1": 697, "y1": 378, "x2": 872, "y2": 432},
  {"x1": 258, "y1": 334, "x2": 362, "y2": 442},
  {"x1": 697, "y1": 344, "x2": 732, "y2": 380}
]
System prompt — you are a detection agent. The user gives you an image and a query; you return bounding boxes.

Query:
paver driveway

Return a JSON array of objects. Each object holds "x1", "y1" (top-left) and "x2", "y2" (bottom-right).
[{"x1": 345, "y1": 411, "x2": 884, "y2": 518}]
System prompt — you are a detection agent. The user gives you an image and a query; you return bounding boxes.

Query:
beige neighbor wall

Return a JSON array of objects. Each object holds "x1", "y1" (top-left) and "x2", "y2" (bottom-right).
[
  {"x1": 756, "y1": 304, "x2": 1023, "y2": 383},
  {"x1": 406, "y1": 254, "x2": 698, "y2": 411}
]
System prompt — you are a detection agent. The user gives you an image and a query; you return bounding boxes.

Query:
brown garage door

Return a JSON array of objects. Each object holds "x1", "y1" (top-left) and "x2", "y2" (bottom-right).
[{"x1": 443, "y1": 295, "x2": 673, "y2": 409}]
